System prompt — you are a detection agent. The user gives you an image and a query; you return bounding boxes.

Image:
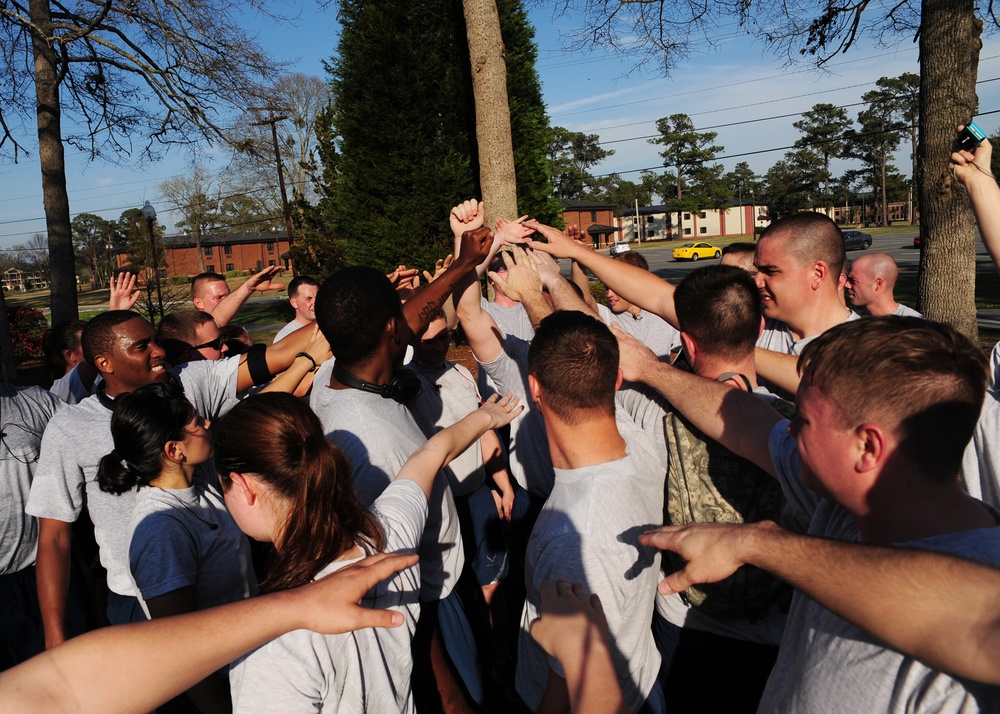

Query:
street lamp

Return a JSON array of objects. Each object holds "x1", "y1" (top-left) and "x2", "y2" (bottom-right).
[{"x1": 142, "y1": 201, "x2": 163, "y2": 322}]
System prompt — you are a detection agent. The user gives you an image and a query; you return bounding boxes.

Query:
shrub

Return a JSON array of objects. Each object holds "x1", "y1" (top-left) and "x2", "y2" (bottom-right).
[
  {"x1": 167, "y1": 275, "x2": 191, "y2": 285},
  {"x1": 7, "y1": 306, "x2": 47, "y2": 362},
  {"x1": 224, "y1": 269, "x2": 247, "y2": 278},
  {"x1": 590, "y1": 280, "x2": 609, "y2": 307}
]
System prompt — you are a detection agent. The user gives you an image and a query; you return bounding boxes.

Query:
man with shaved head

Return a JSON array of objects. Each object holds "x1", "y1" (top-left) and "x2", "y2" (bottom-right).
[
  {"x1": 846, "y1": 252, "x2": 923, "y2": 318},
  {"x1": 753, "y1": 213, "x2": 859, "y2": 355}
]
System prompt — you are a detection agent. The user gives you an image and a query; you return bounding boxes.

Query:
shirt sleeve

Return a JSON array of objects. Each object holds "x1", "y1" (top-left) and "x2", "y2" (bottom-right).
[
  {"x1": 25, "y1": 416, "x2": 85, "y2": 521},
  {"x1": 769, "y1": 419, "x2": 821, "y2": 519},
  {"x1": 129, "y1": 510, "x2": 200, "y2": 601}
]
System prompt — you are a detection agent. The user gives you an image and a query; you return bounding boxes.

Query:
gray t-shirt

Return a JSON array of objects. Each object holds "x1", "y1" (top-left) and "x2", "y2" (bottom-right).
[
  {"x1": 405, "y1": 361, "x2": 486, "y2": 498},
  {"x1": 763, "y1": 422, "x2": 1000, "y2": 713},
  {"x1": 48, "y1": 364, "x2": 100, "y2": 405},
  {"x1": 598, "y1": 304, "x2": 680, "y2": 359},
  {"x1": 26, "y1": 357, "x2": 241, "y2": 596},
  {"x1": 310, "y1": 380, "x2": 464, "y2": 602},
  {"x1": 128, "y1": 478, "x2": 256, "y2": 618},
  {"x1": 516, "y1": 432, "x2": 666, "y2": 714},
  {"x1": 478, "y1": 298, "x2": 534, "y2": 399},
  {"x1": 0, "y1": 386, "x2": 64, "y2": 575},
  {"x1": 756, "y1": 311, "x2": 860, "y2": 356},
  {"x1": 478, "y1": 336, "x2": 554, "y2": 498},
  {"x1": 272, "y1": 319, "x2": 307, "y2": 343},
  {"x1": 961, "y1": 391, "x2": 1000, "y2": 509},
  {"x1": 229, "y1": 479, "x2": 426, "y2": 714}
]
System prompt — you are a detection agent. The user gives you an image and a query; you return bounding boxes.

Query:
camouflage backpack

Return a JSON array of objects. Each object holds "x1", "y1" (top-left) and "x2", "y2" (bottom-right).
[{"x1": 663, "y1": 373, "x2": 796, "y2": 621}]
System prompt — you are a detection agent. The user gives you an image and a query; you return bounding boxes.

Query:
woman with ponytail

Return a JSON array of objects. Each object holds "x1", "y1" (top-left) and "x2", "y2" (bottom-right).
[
  {"x1": 98, "y1": 380, "x2": 255, "y2": 714},
  {"x1": 214, "y1": 390, "x2": 522, "y2": 713}
]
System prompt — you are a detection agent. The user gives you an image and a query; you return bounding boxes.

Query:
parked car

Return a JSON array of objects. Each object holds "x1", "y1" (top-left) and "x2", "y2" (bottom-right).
[
  {"x1": 913, "y1": 234, "x2": 922, "y2": 248},
  {"x1": 609, "y1": 241, "x2": 631, "y2": 256},
  {"x1": 672, "y1": 242, "x2": 721, "y2": 261},
  {"x1": 842, "y1": 230, "x2": 873, "y2": 251}
]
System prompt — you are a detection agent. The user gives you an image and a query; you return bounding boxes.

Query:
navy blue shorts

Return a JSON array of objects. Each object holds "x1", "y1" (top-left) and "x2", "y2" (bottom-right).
[{"x1": 454, "y1": 483, "x2": 509, "y2": 586}]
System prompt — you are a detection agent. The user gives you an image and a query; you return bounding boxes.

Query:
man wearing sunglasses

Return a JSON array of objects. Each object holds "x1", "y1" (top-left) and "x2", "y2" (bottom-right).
[{"x1": 156, "y1": 310, "x2": 228, "y2": 365}]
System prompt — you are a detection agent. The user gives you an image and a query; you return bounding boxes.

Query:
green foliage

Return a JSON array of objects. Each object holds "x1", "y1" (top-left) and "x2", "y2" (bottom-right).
[
  {"x1": 548, "y1": 126, "x2": 614, "y2": 199},
  {"x1": 321, "y1": 0, "x2": 554, "y2": 272},
  {"x1": 224, "y1": 270, "x2": 247, "y2": 278},
  {"x1": 6, "y1": 306, "x2": 47, "y2": 361},
  {"x1": 167, "y1": 275, "x2": 191, "y2": 285},
  {"x1": 589, "y1": 280, "x2": 609, "y2": 307},
  {"x1": 650, "y1": 114, "x2": 723, "y2": 202}
]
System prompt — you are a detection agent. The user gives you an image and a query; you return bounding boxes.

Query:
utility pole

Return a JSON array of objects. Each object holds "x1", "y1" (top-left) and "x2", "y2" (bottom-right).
[{"x1": 250, "y1": 108, "x2": 295, "y2": 264}]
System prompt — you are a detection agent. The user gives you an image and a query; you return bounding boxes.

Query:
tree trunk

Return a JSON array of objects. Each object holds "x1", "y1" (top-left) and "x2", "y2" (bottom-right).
[
  {"x1": 880, "y1": 122, "x2": 889, "y2": 227},
  {"x1": 0, "y1": 289, "x2": 16, "y2": 382},
  {"x1": 30, "y1": 0, "x2": 78, "y2": 324},
  {"x1": 910, "y1": 125, "x2": 919, "y2": 225},
  {"x1": 463, "y1": 0, "x2": 518, "y2": 229},
  {"x1": 916, "y1": 0, "x2": 980, "y2": 339},
  {"x1": 196, "y1": 225, "x2": 206, "y2": 273}
]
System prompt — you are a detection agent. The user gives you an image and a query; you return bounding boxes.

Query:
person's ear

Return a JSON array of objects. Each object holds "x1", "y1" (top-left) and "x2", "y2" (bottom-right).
[
  {"x1": 758, "y1": 316, "x2": 765, "y2": 340},
  {"x1": 614, "y1": 368, "x2": 624, "y2": 392},
  {"x1": 855, "y1": 423, "x2": 887, "y2": 473},
  {"x1": 528, "y1": 374, "x2": 543, "y2": 409},
  {"x1": 811, "y1": 260, "x2": 829, "y2": 290},
  {"x1": 227, "y1": 471, "x2": 259, "y2": 506},
  {"x1": 93, "y1": 353, "x2": 113, "y2": 374},
  {"x1": 680, "y1": 332, "x2": 698, "y2": 367},
  {"x1": 163, "y1": 439, "x2": 186, "y2": 465}
]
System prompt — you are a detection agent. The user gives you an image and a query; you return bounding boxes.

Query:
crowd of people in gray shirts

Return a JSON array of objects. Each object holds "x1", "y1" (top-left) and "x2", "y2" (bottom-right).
[{"x1": 3, "y1": 127, "x2": 1000, "y2": 714}]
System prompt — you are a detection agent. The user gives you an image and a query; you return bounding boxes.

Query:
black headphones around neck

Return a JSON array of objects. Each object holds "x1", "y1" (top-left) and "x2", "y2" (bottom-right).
[{"x1": 332, "y1": 363, "x2": 422, "y2": 403}]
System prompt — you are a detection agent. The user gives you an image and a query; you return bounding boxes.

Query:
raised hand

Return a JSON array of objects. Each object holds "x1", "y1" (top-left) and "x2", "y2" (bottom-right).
[
  {"x1": 422, "y1": 254, "x2": 454, "y2": 284},
  {"x1": 488, "y1": 245, "x2": 543, "y2": 302},
  {"x1": 495, "y1": 215, "x2": 534, "y2": 245},
  {"x1": 950, "y1": 125, "x2": 994, "y2": 188},
  {"x1": 244, "y1": 265, "x2": 284, "y2": 293},
  {"x1": 387, "y1": 265, "x2": 421, "y2": 291},
  {"x1": 524, "y1": 219, "x2": 581, "y2": 259},
  {"x1": 458, "y1": 226, "x2": 494, "y2": 266},
  {"x1": 109, "y1": 271, "x2": 140, "y2": 311},
  {"x1": 450, "y1": 199, "x2": 485, "y2": 238},
  {"x1": 528, "y1": 248, "x2": 563, "y2": 288}
]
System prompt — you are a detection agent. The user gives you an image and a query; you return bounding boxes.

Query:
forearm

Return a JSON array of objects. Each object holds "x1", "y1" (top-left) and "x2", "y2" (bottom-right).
[
  {"x1": 551, "y1": 637, "x2": 627, "y2": 714},
  {"x1": 402, "y1": 409, "x2": 498, "y2": 499},
  {"x1": 237, "y1": 326, "x2": 318, "y2": 393},
  {"x1": 569, "y1": 248, "x2": 678, "y2": 327},
  {"x1": 36, "y1": 519, "x2": 72, "y2": 649},
  {"x1": 455, "y1": 272, "x2": 503, "y2": 364},
  {"x1": 521, "y1": 289, "x2": 554, "y2": 330},
  {"x1": 570, "y1": 260, "x2": 599, "y2": 312},
  {"x1": 209, "y1": 282, "x2": 252, "y2": 327},
  {"x1": 640, "y1": 362, "x2": 778, "y2": 475},
  {"x1": 4, "y1": 588, "x2": 304, "y2": 714},
  {"x1": 259, "y1": 354, "x2": 317, "y2": 395},
  {"x1": 545, "y1": 276, "x2": 600, "y2": 320},
  {"x1": 754, "y1": 348, "x2": 801, "y2": 395},
  {"x1": 454, "y1": 228, "x2": 504, "y2": 278},
  {"x1": 403, "y1": 260, "x2": 477, "y2": 336},
  {"x1": 965, "y1": 174, "x2": 1000, "y2": 271},
  {"x1": 739, "y1": 524, "x2": 1000, "y2": 685}
]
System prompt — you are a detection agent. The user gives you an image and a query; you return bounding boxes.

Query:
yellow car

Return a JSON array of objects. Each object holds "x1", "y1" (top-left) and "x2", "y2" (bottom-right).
[{"x1": 672, "y1": 242, "x2": 721, "y2": 261}]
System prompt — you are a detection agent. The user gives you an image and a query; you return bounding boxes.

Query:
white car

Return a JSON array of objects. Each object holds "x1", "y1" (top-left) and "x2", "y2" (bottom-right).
[{"x1": 609, "y1": 241, "x2": 631, "y2": 257}]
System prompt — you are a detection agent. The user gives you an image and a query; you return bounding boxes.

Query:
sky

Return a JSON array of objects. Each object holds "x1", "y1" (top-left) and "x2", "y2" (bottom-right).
[{"x1": 1, "y1": 3, "x2": 999, "y2": 251}]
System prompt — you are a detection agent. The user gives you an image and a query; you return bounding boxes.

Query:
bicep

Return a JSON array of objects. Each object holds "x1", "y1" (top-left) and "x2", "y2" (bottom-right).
[{"x1": 146, "y1": 586, "x2": 197, "y2": 620}]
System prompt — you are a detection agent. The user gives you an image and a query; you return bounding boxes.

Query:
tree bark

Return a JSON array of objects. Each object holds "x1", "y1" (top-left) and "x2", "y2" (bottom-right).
[
  {"x1": 463, "y1": 0, "x2": 518, "y2": 228},
  {"x1": 0, "y1": 289, "x2": 16, "y2": 382},
  {"x1": 29, "y1": 0, "x2": 78, "y2": 323},
  {"x1": 916, "y1": 0, "x2": 981, "y2": 339}
]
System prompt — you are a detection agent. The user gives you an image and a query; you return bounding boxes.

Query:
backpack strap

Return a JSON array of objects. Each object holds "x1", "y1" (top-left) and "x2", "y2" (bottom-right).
[{"x1": 716, "y1": 371, "x2": 753, "y2": 392}]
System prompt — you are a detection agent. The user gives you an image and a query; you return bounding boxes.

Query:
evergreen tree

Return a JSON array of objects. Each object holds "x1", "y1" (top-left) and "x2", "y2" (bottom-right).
[
  {"x1": 323, "y1": 0, "x2": 554, "y2": 273},
  {"x1": 793, "y1": 103, "x2": 852, "y2": 198}
]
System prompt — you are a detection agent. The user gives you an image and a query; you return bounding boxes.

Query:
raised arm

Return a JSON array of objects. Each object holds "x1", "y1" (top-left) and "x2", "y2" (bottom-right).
[
  {"x1": 527, "y1": 220, "x2": 679, "y2": 327},
  {"x1": 210, "y1": 266, "x2": 284, "y2": 327},
  {"x1": 455, "y1": 258, "x2": 505, "y2": 364},
  {"x1": 615, "y1": 324, "x2": 780, "y2": 476},
  {"x1": 108, "y1": 272, "x2": 140, "y2": 311},
  {"x1": 754, "y1": 347, "x2": 801, "y2": 395},
  {"x1": 403, "y1": 226, "x2": 492, "y2": 338},
  {"x1": 486, "y1": 246, "x2": 552, "y2": 329},
  {"x1": 0, "y1": 552, "x2": 418, "y2": 714},
  {"x1": 640, "y1": 521, "x2": 1000, "y2": 686},
  {"x1": 397, "y1": 393, "x2": 522, "y2": 500},
  {"x1": 531, "y1": 249, "x2": 601, "y2": 320},
  {"x1": 951, "y1": 128, "x2": 1000, "y2": 271},
  {"x1": 235, "y1": 324, "x2": 321, "y2": 394}
]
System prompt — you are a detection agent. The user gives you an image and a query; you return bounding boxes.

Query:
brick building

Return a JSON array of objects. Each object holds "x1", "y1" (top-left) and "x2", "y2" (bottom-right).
[{"x1": 116, "y1": 230, "x2": 292, "y2": 278}]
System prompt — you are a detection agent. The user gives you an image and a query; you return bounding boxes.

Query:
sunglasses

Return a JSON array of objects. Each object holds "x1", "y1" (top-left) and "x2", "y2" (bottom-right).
[{"x1": 192, "y1": 336, "x2": 224, "y2": 351}]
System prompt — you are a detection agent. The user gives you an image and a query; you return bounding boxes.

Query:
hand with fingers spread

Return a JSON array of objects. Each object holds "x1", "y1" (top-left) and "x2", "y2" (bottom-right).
[
  {"x1": 529, "y1": 248, "x2": 564, "y2": 289},
  {"x1": 478, "y1": 392, "x2": 523, "y2": 430},
  {"x1": 109, "y1": 271, "x2": 141, "y2": 311},
  {"x1": 488, "y1": 245, "x2": 543, "y2": 303},
  {"x1": 423, "y1": 254, "x2": 454, "y2": 284},
  {"x1": 244, "y1": 264, "x2": 285, "y2": 294},
  {"x1": 450, "y1": 199, "x2": 485, "y2": 238},
  {"x1": 524, "y1": 219, "x2": 583, "y2": 259},
  {"x1": 297, "y1": 551, "x2": 420, "y2": 634},
  {"x1": 495, "y1": 215, "x2": 534, "y2": 245},
  {"x1": 639, "y1": 522, "x2": 760, "y2": 595}
]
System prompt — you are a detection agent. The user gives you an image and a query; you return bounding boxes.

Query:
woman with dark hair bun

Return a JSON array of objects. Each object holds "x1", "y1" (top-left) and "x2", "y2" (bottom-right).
[
  {"x1": 215, "y1": 390, "x2": 522, "y2": 713},
  {"x1": 98, "y1": 380, "x2": 255, "y2": 713}
]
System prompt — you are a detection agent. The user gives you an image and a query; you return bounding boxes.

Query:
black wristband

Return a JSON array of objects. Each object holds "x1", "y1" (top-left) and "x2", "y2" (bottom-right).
[
  {"x1": 296, "y1": 351, "x2": 318, "y2": 371},
  {"x1": 246, "y1": 343, "x2": 272, "y2": 386}
]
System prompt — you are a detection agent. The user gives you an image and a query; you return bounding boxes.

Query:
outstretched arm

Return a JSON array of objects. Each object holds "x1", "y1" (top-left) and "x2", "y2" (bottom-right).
[
  {"x1": 455, "y1": 259, "x2": 505, "y2": 364},
  {"x1": 0, "y1": 552, "x2": 418, "y2": 714},
  {"x1": 640, "y1": 521, "x2": 1000, "y2": 686},
  {"x1": 754, "y1": 348, "x2": 801, "y2": 395},
  {"x1": 527, "y1": 220, "x2": 679, "y2": 327},
  {"x1": 615, "y1": 324, "x2": 780, "y2": 476},
  {"x1": 397, "y1": 393, "x2": 523, "y2": 500},
  {"x1": 235, "y1": 324, "x2": 321, "y2": 394},
  {"x1": 487, "y1": 246, "x2": 552, "y2": 329},
  {"x1": 211, "y1": 266, "x2": 285, "y2": 327}
]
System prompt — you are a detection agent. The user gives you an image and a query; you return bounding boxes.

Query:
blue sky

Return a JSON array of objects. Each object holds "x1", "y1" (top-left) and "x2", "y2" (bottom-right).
[{"x1": 1, "y1": 3, "x2": 998, "y2": 250}]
